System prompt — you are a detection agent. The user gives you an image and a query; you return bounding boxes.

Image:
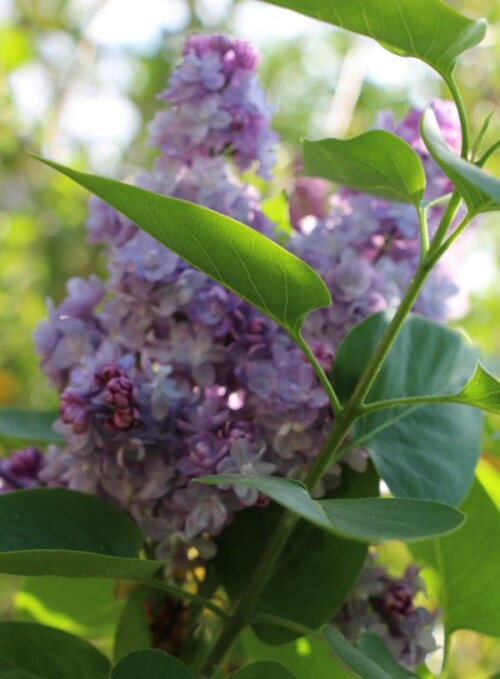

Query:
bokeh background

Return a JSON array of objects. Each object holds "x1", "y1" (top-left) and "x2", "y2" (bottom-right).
[{"x1": 1, "y1": 0, "x2": 500, "y2": 676}]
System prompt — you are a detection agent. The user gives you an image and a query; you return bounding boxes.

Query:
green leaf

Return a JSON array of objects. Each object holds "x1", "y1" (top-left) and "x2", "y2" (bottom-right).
[
  {"x1": 303, "y1": 132, "x2": 425, "y2": 206},
  {"x1": 113, "y1": 588, "x2": 155, "y2": 661},
  {"x1": 229, "y1": 661, "x2": 297, "y2": 678},
  {"x1": 355, "y1": 634, "x2": 418, "y2": 678},
  {"x1": 453, "y1": 363, "x2": 500, "y2": 413},
  {"x1": 33, "y1": 156, "x2": 330, "y2": 335},
  {"x1": 412, "y1": 478, "x2": 500, "y2": 636},
  {"x1": 200, "y1": 475, "x2": 464, "y2": 541},
  {"x1": 323, "y1": 627, "x2": 390, "y2": 679},
  {"x1": 0, "y1": 488, "x2": 162, "y2": 580},
  {"x1": 240, "y1": 629, "x2": 355, "y2": 679},
  {"x1": 0, "y1": 622, "x2": 110, "y2": 679},
  {"x1": 110, "y1": 650, "x2": 194, "y2": 679},
  {"x1": 332, "y1": 312, "x2": 482, "y2": 504},
  {"x1": 261, "y1": 0, "x2": 486, "y2": 77},
  {"x1": 0, "y1": 654, "x2": 44, "y2": 679},
  {"x1": 17, "y1": 577, "x2": 124, "y2": 641},
  {"x1": 216, "y1": 466, "x2": 377, "y2": 644},
  {"x1": 0, "y1": 409, "x2": 61, "y2": 444},
  {"x1": 421, "y1": 109, "x2": 500, "y2": 214}
]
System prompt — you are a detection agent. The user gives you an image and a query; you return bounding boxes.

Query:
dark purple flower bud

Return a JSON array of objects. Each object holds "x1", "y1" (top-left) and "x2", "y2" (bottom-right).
[
  {"x1": 0, "y1": 447, "x2": 44, "y2": 492},
  {"x1": 9, "y1": 447, "x2": 44, "y2": 478},
  {"x1": 60, "y1": 388, "x2": 90, "y2": 434}
]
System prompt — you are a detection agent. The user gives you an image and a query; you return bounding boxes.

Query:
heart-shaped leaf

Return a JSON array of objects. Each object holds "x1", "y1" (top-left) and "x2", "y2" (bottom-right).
[
  {"x1": 412, "y1": 477, "x2": 500, "y2": 637},
  {"x1": 0, "y1": 488, "x2": 161, "y2": 580},
  {"x1": 110, "y1": 650, "x2": 194, "y2": 679},
  {"x1": 200, "y1": 475, "x2": 464, "y2": 541},
  {"x1": 303, "y1": 132, "x2": 425, "y2": 206},
  {"x1": 229, "y1": 661, "x2": 297, "y2": 678},
  {"x1": 33, "y1": 156, "x2": 330, "y2": 336},
  {"x1": 0, "y1": 622, "x2": 110, "y2": 679},
  {"x1": 332, "y1": 312, "x2": 482, "y2": 504},
  {"x1": 0, "y1": 409, "x2": 61, "y2": 444},
  {"x1": 261, "y1": 0, "x2": 486, "y2": 77},
  {"x1": 421, "y1": 109, "x2": 500, "y2": 214}
]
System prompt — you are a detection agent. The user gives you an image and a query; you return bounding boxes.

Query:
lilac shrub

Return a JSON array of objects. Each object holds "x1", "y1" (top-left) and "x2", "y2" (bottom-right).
[{"x1": 1, "y1": 33, "x2": 468, "y2": 668}]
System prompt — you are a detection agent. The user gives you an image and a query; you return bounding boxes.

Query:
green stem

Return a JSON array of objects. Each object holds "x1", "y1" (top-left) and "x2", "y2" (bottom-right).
[
  {"x1": 199, "y1": 197, "x2": 466, "y2": 676},
  {"x1": 295, "y1": 331, "x2": 343, "y2": 416},
  {"x1": 141, "y1": 579, "x2": 228, "y2": 620},
  {"x1": 444, "y1": 76, "x2": 469, "y2": 159},
  {"x1": 418, "y1": 205, "x2": 429, "y2": 260},
  {"x1": 199, "y1": 510, "x2": 299, "y2": 677},
  {"x1": 427, "y1": 212, "x2": 474, "y2": 267},
  {"x1": 477, "y1": 138, "x2": 500, "y2": 167},
  {"x1": 360, "y1": 394, "x2": 462, "y2": 416},
  {"x1": 252, "y1": 613, "x2": 323, "y2": 640},
  {"x1": 428, "y1": 192, "x2": 461, "y2": 252}
]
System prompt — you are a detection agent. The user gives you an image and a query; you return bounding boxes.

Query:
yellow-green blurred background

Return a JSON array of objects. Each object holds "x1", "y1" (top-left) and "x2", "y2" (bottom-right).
[{"x1": 1, "y1": 0, "x2": 500, "y2": 676}]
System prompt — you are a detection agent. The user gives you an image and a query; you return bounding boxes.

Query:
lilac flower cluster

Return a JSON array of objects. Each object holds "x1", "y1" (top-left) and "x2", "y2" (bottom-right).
[
  {"x1": 332, "y1": 557, "x2": 438, "y2": 669},
  {"x1": 8, "y1": 34, "x2": 462, "y2": 587}
]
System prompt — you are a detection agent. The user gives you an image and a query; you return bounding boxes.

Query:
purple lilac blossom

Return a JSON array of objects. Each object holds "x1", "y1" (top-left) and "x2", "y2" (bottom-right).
[
  {"x1": 332, "y1": 557, "x2": 438, "y2": 670},
  {"x1": 0, "y1": 447, "x2": 44, "y2": 492},
  {"x1": 24, "y1": 33, "x2": 463, "y2": 605}
]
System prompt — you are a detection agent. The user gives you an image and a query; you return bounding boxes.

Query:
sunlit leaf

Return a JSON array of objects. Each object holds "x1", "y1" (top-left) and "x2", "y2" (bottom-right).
[
  {"x1": 452, "y1": 363, "x2": 500, "y2": 413},
  {"x1": 261, "y1": 0, "x2": 486, "y2": 77},
  {"x1": 421, "y1": 109, "x2": 500, "y2": 214},
  {"x1": 33, "y1": 157, "x2": 331, "y2": 335},
  {"x1": 200, "y1": 475, "x2": 464, "y2": 541},
  {"x1": 412, "y1": 478, "x2": 500, "y2": 637},
  {"x1": 0, "y1": 489, "x2": 161, "y2": 580},
  {"x1": 303, "y1": 132, "x2": 425, "y2": 206}
]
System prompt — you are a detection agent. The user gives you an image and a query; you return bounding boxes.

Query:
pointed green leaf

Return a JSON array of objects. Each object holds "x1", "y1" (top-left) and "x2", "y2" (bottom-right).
[
  {"x1": 453, "y1": 363, "x2": 500, "y2": 413},
  {"x1": 229, "y1": 661, "x2": 297, "y2": 678},
  {"x1": 33, "y1": 156, "x2": 330, "y2": 335},
  {"x1": 412, "y1": 478, "x2": 500, "y2": 636},
  {"x1": 355, "y1": 634, "x2": 418, "y2": 678},
  {"x1": 0, "y1": 409, "x2": 61, "y2": 444},
  {"x1": 0, "y1": 622, "x2": 110, "y2": 679},
  {"x1": 199, "y1": 475, "x2": 464, "y2": 541},
  {"x1": 332, "y1": 312, "x2": 482, "y2": 504},
  {"x1": 324, "y1": 627, "x2": 390, "y2": 679},
  {"x1": 110, "y1": 650, "x2": 194, "y2": 679},
  {"x1": 0, "y1": 488, "x2": 162, "y2": 580},
  {"x1": 262, "y1": 0, "x2": 486, "y2": 77},
  {"x1": 421, "y1": 109, "x2": 500, "y2": 214},
  {"x1": 216, "y1": 467, "x2": 377, "y2": 645},
  {"x1": 303, "y1": 132, "x2": 425, "y2": 206}
]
